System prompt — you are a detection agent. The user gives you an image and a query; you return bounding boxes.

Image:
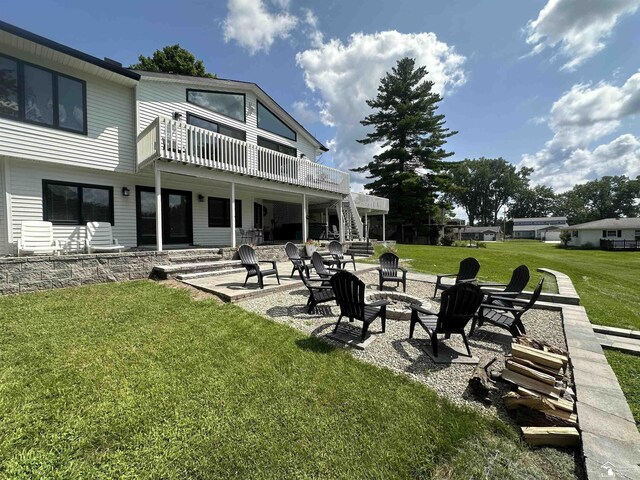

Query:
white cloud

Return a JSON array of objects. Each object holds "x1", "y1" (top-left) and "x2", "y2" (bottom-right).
[
  {"x1": 521, "y1": 71, "x2": 640, "y2": 190},
  {"x1": 302, "y1": 8, "x2": 324, "y2": 47},
  {"x1": 223, "y1": 0, "x2": 297, "y2": 55},
  {"x1": 525, "y1": 0, "x2": 640, "y2": 71},
  {"x1": 296, "y1": 31, "x2": 466, "y2": 187},
  {"x1": 292, "y1": 100, "x2": 318, "y2": 124}
]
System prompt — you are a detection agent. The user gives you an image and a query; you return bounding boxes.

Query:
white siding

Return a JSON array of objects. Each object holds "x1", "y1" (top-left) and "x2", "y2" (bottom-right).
[
  {"x1": 137, "y1": 80, "x2": 317, "y2": 161},
  {"x1": 0, "y1": 45, "x2": 136, "y2": 173},
  {"x1": 570, "y1": 229, "x2": 638, "y2": 247},
  {"x1": 0, "y1": 159, "x2": 6, "y2": 254}
]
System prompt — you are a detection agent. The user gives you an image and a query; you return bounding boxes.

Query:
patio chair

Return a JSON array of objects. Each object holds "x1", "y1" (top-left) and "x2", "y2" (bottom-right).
[
  {"x1": 330, "y1": 270, "x2": 388, "y2": 342},
  {"x1": 377, "y1": 252, "x2": 407, "y2": 292},
  {"x1": 237, "y1": 228, "x2": 251, "y2": 244},
  {"x1": 328, "y1": 241, "x2": 356, "y2": 270},
  {"x1": 470, "y1": 278, "x2": 544, "y2": 338},
  {"x1": 410, "y1": 282, "x2": 484, "y2": 357},
  {"x1": 238, "y1": 244, "x2": 280, "y2": 289},
  {"x1": 479, "y1": 265, "x2": 530, "y2": 307},
  {"x1": 285, "y1": 242, "x2": 309, "y2": 278},
  {"x1": 294, "y1": 264, "x2": 336, "y2": 313},
  {"x1": 85, "y1": 222, "x2": 125, "y2": 253},
  {"x1": 433, "y1": 257, "x2": 480, "y2": 298},
  {"x1": 311, "y1": 251, "x2": 340, "y2": 281},
  {"x1": 328, "y1": 225, "x2": 340, "y2": 240},
  {"x1": 17, "y1": 221, "x2": 63, "y2": 256}
]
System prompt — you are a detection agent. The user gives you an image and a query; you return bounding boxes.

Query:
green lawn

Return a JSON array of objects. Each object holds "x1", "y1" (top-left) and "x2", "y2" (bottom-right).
[{"x1": 0, "y1": 281, "x2": 575, "y2": 479}]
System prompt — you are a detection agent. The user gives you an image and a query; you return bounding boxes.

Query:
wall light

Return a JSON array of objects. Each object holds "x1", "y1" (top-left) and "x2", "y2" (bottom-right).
[
  {"x1": 198, "y1": 194, "x2": 205, "y2": 203},
  {"x1": 122, "y1": 187, "x2": 130, "y2": 197},
  {"x1": 173, "y1": 111, "x2": 183, "y2": 121}
]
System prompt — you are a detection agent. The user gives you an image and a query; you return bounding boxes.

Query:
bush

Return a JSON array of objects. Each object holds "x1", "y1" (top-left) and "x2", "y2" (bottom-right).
[
  {"x1": 440, "y1": 235, "x2": 455, "y2": 246},
  {"x1": 378, "y1": 243, "x2": 397, "y2": 255},
  {"x1": 476, "y1": 241, "x2": 487, "y2": 249}
]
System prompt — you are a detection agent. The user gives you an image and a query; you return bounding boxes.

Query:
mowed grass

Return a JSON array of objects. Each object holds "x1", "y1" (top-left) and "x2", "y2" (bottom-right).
[
  {"x1": 605, "y1": 350, "x2": 640, "y2": 425},
  {"x1": 0, "y1": 281, "x2": 575, "y2": 479}
]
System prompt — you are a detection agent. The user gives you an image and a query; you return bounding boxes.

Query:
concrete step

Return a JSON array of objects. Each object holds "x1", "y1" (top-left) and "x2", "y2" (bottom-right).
[
  {"x1": 595, "y1": 332, "x2": 640, "y2": 354},
  {"x1": 177, "y1": 267, "x2": 246, "y2": 281},
  {"x1": 167, "y1": 254, "x2": 224, "y2": 264},
  {"x1": 153, "y1": 260, "x2": 241, "y2": 279}
]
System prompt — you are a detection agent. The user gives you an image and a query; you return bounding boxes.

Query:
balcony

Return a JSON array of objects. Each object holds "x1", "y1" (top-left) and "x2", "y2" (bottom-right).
[
  {"x1": 350, "y1": 191, "x2": 389, "y2": 213},
  {"x1": 137, "y1": 116, "x2": 350, "y2": 195}
]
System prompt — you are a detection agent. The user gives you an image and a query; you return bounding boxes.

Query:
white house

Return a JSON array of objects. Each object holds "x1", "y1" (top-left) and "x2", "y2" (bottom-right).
[
  {"x1": 563, "y1": 218, "x2": 640, "y2": 249},
  {"x1": 460, "y1": 226, "x2": 501, "y2": 241},
  {"x1": 0, "y1": 20, "x2": 388, "y2": 255},
  {"x1": 512, "y1": 217, "x2": 568, "y2": 240}
]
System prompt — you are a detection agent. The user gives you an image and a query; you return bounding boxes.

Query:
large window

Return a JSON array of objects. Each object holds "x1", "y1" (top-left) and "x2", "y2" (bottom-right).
[
  {"x1": 208, "y1": 197, "x2": 242, "y2": 228},
  {"x1": 257, "y1": 101, "x2": 296, "y2": 141},
  {"x1": 257, "y1": 136, "x2": 296, "y2": 157},
  {"x1": 187, "y1": 89, "x2": 245, "y2": 122},
  {"x1": 0, "y1": 53, "x2": 86, "y2": 134},
  {"x1": 187, "y1": 113, "x2": 246, "y2": 141},
  {"x1": 43, "y1": 180, "x2": 113, "y2": 225}
]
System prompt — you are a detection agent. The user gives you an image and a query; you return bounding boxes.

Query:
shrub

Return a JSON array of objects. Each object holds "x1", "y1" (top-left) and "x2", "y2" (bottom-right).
[
  {"x1": 476, "y1": 241, "x2": 487, "y2": 249},
  {"x1": 440, "y1": 235, "x2": 455, "y2": 246}
]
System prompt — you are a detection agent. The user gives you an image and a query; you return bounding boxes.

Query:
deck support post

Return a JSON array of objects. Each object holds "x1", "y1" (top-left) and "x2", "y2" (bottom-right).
[
  {"x1": 325, "y1": 208, "x2": 329, "y2": 239},
  {"x1": 302, "y1": 193, "x2": 308, "y2": 241},
  {"x1": 338, "y1": 201, "x2": 344, "y2": 243},
  {"x1": 382, "y1": 214, "x2": 386, "y2": 243},
  {"x1": 230, "y1": 182, "x2": 236, "y2": 248},
  {"x1": 364, "y1": 213, "x2": 368, "y2": 242},
  {"x1": 155, "y1": 164, "x2": 163, "y2": 252}
]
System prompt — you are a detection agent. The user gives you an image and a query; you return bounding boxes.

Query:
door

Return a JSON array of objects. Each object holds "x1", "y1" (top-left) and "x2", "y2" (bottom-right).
[{"x1": 136, "y1": 187, "x2": 193, "y2": 246}]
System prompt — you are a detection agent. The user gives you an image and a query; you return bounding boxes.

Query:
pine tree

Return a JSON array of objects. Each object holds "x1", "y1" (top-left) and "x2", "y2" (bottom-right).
[
  {"x1": 353, "y1": 57, "x2": 457, "y2": 240},
  {"x1": 130, "y1": 45, "x2": 215, "y2": 78}
]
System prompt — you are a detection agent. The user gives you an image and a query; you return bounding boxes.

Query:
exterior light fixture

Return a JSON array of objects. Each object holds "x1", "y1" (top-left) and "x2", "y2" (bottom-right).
[
  {"x1": 172, "y1": 111, "x2": 183, "y2": 121},
  {"x1": 122, "y1": 187, "x2": 130, "y2": 197},
  {"x1": 198, "y1": 194, "x2": 205, "y2": 202}
]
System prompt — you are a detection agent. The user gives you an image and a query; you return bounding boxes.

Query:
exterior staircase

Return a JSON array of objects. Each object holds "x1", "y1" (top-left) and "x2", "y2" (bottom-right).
[
  {"x1": 152, "y1": 259, "x2": 243, "y2": 280},
  {"x1": 347, "y1": 241, "x2": 374, "y2": 257},
  {"x1": 342, "y1": 194, "x2": 364, "y2": 241}
]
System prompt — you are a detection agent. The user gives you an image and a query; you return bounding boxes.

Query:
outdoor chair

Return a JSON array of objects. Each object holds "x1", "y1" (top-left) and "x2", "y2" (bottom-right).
[
  {"x1": 285, "y1": 242, "x2": 310, "y2": 278},
  {"x1": 377, "y1": 252, "x2": 407, "y2": 292},
  {"x1": 17, "y1": 221, "x2": 63, "y2": 256},
  {"x1": 328, "y1": 241, "x2": 356, "y2": 270},
  {"x1": 410, "y1": 282, "x2": 484, "y2": 357},
  {"x1": 294, "y1": 264, "x2": 336, "y2": 313},
  {"x1": 85, "y1": 222, "x2": 125, "y2": 253},
  {"x1": 311, "y1": 251, "x2": 340, "y2": 281},
  {"x1": 470, "y1": 278, "x2": 544, "y2": 338},
  {"x1": 433, "y1": 257, "x2": 480, "y2": 298},
  {"x1": 479, "y1": 265, "x2": 530, "y2": 307},
  {"x1": 238, "y1": 244, "x2": 280, "y2": 289},
  {"x1": 330, "y1": 270, "x2": 388, "y2": 342},
  {"x1": 328, "y1": 225, "x2": 340, "y2": 240}
]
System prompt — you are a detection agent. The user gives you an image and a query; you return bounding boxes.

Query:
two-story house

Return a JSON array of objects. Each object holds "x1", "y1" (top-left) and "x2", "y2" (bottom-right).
[
  {"x1": 0, "y1": 20, "x2": 388, "y2": 255},
  {"x1": 512, "y1": 217, "x2": 568, "y2": 241}
]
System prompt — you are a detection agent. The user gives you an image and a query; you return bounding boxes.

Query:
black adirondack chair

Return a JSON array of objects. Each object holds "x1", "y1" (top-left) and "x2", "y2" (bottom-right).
[
  {"x1": 311, "y1": 251, "x2": 339, "y2": 281},
  {"x1": 377, "y1": 252, "x2": 407, "y2": 292},
  {"x1": 330, "y1": 270, "x2": 388, "y2": 342},
  {"x1": 328, "y1": 241, "x2": 357, "y2": 270},
  {"x1": 470, "y1": 278, "x2": 544, "y2": 337},
  {"x1": 238, "y1": 244, "x2": 280, "y2": 289},
  {"x1": 285, "y1": 242, "x2": 309, "y2": 278},
  {"x1": 294, "y1": 264, "x2": 336, "y2": 313},
  {"x1": 479, "y1": 265, "x2": 530, "y2": 307},
  {"x1": 410, "y1": 282, "x2": 484, "y2": 357},
  {"x1": 433, "y1": 257, "x2": 480, "y2": 298}
]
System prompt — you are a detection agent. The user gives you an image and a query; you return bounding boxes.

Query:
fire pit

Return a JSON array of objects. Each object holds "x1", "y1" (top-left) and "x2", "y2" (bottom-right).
[{"x1": 365, "y1": 291, "x2": 436, "y2": 320}]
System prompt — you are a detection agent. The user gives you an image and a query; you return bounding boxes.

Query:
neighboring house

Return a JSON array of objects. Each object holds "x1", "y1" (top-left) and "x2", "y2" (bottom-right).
[
  {"x1": 562, "y1": 218, "x2": 640, "y2": 249},
  {"x1": 512, "y1": 217, "x2": 568, "y2": 240},
  {"x1": 0, "y1": 20, "x2": 388, "y2": 255},
  {"x1": 460, "y1": 226, "x2": 501, "y2": 241},
  {"x1": 536, "y1": 225, "x2": 563, "y2": 242}
]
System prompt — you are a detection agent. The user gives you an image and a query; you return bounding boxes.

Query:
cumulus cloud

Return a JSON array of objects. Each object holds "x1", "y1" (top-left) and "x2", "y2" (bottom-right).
[
  {"x1": 292, "y1": 100, "x2": 319, "y2": 124},
  {"x1": 295, "y1": 31, "x2": 466, "y2": 186},
  {"x1": 302, "y1": 8, "x2": 324, "y2": 48},
  {"x1": 223, "y1": 0, "x2": 297, "y2": 55},
  {"x1": 521, "y1": 71, "x2": 640, "y2": 190},
  {"x1": 525, "y1": 0, "x2": 640, "y2": 71}
]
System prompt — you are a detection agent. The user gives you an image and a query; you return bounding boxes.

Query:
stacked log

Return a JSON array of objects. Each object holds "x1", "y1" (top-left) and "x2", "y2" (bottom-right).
[{"x1": 499, "y1": 336, "x2": 579, "y2": 447}]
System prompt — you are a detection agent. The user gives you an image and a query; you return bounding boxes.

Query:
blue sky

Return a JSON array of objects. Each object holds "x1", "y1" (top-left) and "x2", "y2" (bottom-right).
[{"x1": 4, "y1": 0, "x2": 640, "y2": 196}]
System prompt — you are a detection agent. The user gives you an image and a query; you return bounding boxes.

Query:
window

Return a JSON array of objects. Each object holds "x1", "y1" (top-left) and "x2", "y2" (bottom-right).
[
  {"x1": 0, "y1": 53, "x2": 87, "y2": 134},
  {"x1": 257, "y1": 101, "x2": 296, "y2": 141},
  {"x1": 187, "y1": 113, "x2": 246, "y2": 141},
  {"x1": 635, "y1": 230, "x2": 640, "y2": 241},
  {"x1": 208, "y1": 197, "x2": 241, "y2": 228},
  {"x1": 187, "y1": 89, "x2": 245, "y2": 122},
  {"x1": 603, "y1": 230, "x2": 620, "y2": 238},
  {"x1": 257, "y1": 136, "x2": 296, "y2": 157},
  {"x1": 43, "y1": 181, "x2": 113, "y2": 225}
]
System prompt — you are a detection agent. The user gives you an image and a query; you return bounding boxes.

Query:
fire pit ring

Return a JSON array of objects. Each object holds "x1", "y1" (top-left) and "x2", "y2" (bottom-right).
[{"x1": 365, "y1": 291, "x2": 436, "y2": 321}]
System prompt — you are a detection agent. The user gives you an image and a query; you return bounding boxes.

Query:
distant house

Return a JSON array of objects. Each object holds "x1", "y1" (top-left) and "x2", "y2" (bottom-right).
[
  {"x1": 563, "y1": 218, "x2": 640, "y2": 249},
  {"x1": 512, "y1": 217, "x2": 568, "y2": 240},
  {"x1": 460, "y1": 226, "x2": 501, "y2": 242}
]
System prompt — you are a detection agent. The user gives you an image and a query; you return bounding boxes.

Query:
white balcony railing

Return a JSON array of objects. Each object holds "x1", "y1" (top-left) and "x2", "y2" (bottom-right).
[
  {"x1": 136, "y1": 116, "x2": 350, "y2": 195},
  {"x1": 350, "y1": 191, "x2": 390, "y2": 213}
]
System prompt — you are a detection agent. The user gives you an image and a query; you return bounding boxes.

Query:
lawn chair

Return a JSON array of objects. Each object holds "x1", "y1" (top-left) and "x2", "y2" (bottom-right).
[
  {"x1": 330, "y1": 270, "x2": 388, "y2": 342},
  {"x1": 410, "y1": 282, "x2": 484, "y2": 357},
  {"x1": 479, "y1": 265, "x2": 530, "y2": 307},
  {"x1": 328, "y1": 241, "x2": 356, "y2": 270},
  {"x1": 470, "y1": 278, "x2": 544, "y2": 338},
  {"x1": 85, "y1": 222, "x2": 125, "y2": 253},
  {"x1": 328, "y1": 225, "x2": 340, "y2": 240},
  {"x1": 311, "y1": 251, "x2": 340, "y2": 281},
  {"x1": 294, "y1": 264, "x2": 336, "y2": 313},
  {"x1": 238, "y1": 244, "x2": 280, "y2": 289},
  {"x1": 17, "y1": 221, "x2": 63, "y2": 256},
  {"x1": 433, "y1": 257, "x2": 480, "y2": 298},
  {"x1": 285, "y1": 242, "x2": 309, "y2": 278},
  {"x1": 377, "y1": 252, "x2": 407, "y2": 292}
]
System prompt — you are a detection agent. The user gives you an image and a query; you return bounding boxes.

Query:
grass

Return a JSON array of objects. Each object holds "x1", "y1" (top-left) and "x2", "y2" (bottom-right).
[
  {"x1": 0, "y1": 281, "x2": 576, "y2": 479},
  {"x1": 604, "y1": 350, "x2": 640, "y2": 424}
]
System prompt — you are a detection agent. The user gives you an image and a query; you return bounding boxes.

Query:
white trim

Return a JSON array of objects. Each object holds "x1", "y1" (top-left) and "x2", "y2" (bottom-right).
[
  {"x1": 155, "y1": 164, "x2": 162, "y2": 251},
  {"x1": 302, "y1": 193, "x2": 308, "y2": 241},
  {"x1": 3, "y1": 158, "x2": 13, "y2": 245},
  {"x1": 230, "y1": 182, "x2": 236, "y2": 248}
]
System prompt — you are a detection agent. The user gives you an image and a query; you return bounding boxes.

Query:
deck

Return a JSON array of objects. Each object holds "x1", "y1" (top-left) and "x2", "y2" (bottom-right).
[{"x1": 600, "y1": 239, "x2": 640, "y2": 251}]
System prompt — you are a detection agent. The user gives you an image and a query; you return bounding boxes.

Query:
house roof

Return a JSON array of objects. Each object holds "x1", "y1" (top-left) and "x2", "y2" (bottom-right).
[
  {"x1": 0, "y1": 20, "x2": 140, "y2": 81},
  {"x1": 513, "y1": 217, "x2": 568, "y2": 222},
  {"x1": 463, "y1": 226, "x2": 501, "y2": 233},
  {"x1": 134, "y1": 70, "x2": 328, "y2": 152},
  {"x1": 563, "y1": 218, "x2": 640, "y2": 230}
]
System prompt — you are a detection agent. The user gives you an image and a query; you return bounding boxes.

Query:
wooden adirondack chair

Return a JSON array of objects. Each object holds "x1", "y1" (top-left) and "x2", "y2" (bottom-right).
[
  {"x1": 85, "y1": 222, "x2": 125, "y2": 253},
  {"x1": 410, "y1": 282, "x2": 484, "y2": 357},
  {"x1": 17, "y1": 221, "x2": 62, "y2": 256}
]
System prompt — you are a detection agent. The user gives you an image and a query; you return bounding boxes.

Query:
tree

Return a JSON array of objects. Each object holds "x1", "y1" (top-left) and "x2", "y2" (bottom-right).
[
  {"x1": 447, "y1": 158, "x2": 530, "y2": 225},
  {"x1": 509, "y1": 185, "x2": 556, "y2": 219},
  {"x1": 353, "y1": 57, "x2": 457, "y2": 241},
  {"x1": 130, "y1": 45, "x2": 215, "y2": 78}
]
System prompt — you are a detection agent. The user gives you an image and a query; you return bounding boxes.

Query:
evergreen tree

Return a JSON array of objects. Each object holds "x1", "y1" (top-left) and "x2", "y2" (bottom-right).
[
  {"x1": 130, "y1": 45, "x2": 215, "y2": 78},
  {"x1": 353, "y1": 58, "x2": 457, "y2": 241}
]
